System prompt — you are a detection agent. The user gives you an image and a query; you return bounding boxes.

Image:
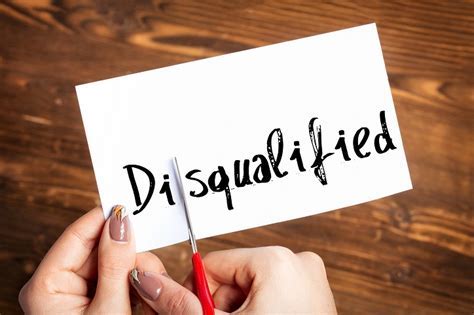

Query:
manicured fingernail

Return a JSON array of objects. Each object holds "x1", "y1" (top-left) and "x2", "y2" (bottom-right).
[
  {"x1": 109, "y1": 205, "x2": 129, "y2": 242},
  {"x1": 130, "y1": 268, "x2": 163, "y2": 301}
]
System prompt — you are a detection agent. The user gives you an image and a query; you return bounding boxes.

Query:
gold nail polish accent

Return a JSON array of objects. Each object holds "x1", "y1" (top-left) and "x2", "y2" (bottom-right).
[
  {"x1": 112, "y1": 205, "x2": 127, "y2": 221},
  {"x1": 131, "y1": 268, "x2": 140, "y2": 284}
]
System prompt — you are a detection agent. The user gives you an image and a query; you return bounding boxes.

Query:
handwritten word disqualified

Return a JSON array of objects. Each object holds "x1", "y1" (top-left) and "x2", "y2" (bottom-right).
[{"x1": 125, "y1": 110, "x2": 396, "y2": 215}]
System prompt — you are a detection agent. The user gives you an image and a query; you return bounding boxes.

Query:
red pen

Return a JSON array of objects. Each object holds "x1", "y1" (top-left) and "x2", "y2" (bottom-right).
[{"x1": 173, "y1": 157, "x2": 215, "y2": 315}]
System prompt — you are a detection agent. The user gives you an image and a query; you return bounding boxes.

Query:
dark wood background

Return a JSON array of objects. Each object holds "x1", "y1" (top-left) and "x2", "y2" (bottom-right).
[{"x1": 1, "y1": 1, "x2": 473, "y2": 314}]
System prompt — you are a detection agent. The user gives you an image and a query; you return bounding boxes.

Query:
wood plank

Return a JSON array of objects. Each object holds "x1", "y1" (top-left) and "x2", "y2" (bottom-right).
[{"x1": 0, "y1": 1, "x2": 472, "y2": 313}]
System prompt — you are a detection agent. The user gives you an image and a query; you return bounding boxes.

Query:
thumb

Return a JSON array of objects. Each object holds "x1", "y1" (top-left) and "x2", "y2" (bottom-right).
[
  {"x1": 131, "y1": 252, "x2": 225, "y2": 314},
  {"x1": 131, "y1": 270, "x2": 203, "y2": 314},
  {"x1": 89, "y1": 205, "x2": 135, "y2": 313}
]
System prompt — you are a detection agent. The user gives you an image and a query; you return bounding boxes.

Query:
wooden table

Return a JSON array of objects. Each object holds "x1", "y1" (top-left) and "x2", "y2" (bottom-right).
[{"x1": 1, "y1": 1, "x2": 472, "y2": 313}]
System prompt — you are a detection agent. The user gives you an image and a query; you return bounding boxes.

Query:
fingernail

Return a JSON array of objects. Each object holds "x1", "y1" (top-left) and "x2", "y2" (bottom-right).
[
  {"x1": 130, "y1": 268, "x2": 163, "y2": 300},
  {"x1": 109, "y1": 205, "x2": 129, "y2": 242}
]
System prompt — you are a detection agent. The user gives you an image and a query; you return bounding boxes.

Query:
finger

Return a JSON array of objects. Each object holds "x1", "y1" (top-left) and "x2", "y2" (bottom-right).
[
  {"x1": 45, "y1": 293, "x2": 90, "y2": 313},
  {"x1": 182, "y1": 269, "x2": 238, "y2": 298},
  {"x1": 183, "y1": 268, "x2": 245, "y2": 312},
  {"x1": 296, "y1": 251, "x2": 326, "y2": 276},
  {"x1": 132, "y1": 301, "x2": 157, "y2": 315},
  {"x1": 136, "y1": 252, "x2": 166, "y2": 273},
  {"x1": 47, "y1": 271, "x2": 89, "y2": 296},
  {"x1": 131, "y1": 253, "x2": 202, "y2": 314},
  {"x1": 203, "y1": 246, "x2": 296, "y2": 293},
  {"x1": 76, "y1": 246, "x2": 98, "y2": 280},
  {"x1": 184, "y1": 271, "x2": 221, "y2": 297},
  {"x1": 90, "y1": 205, "x2": 135, "y2": 313},
  {"x1": 131, "y1": 270, "x2": 202, "y2": 314},
  {"x1": 142, "y1": 304, "x2": 157, "y2": 315},
  {"x1": 212, "y1": 284, "x2": 245, "y2": 312},
  {"x1": 130, "y1": 274, "x2": 156, "y2": 315},
  {"x1": 133, "y1": 252, "x2": 166, "y2": 315},
  {"x1": 183, "y1": 271, "x2": 194, "y2": 291},
  {"x1": 202, "y1": 248, "x2": 259, "y2": 293},
  {"x1": 38, "y1": 207, "x2": 105, "y2": 274}
]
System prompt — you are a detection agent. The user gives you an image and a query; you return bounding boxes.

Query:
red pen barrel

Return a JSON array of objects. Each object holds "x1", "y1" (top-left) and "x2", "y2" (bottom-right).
[{"x1": 192, "y1": 252, "x2": 215, "y2": 315}]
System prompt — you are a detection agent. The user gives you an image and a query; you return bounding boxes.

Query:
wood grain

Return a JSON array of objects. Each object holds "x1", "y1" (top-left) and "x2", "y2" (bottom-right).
[{"x1": 0, "y1": 0, "x2": 473, "y2": 314}]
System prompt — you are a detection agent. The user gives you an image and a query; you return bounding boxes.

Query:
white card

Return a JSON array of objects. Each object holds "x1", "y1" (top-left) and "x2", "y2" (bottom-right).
[{"x1": 76, "y1": 23, "x2": 412, "y2": 252}]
